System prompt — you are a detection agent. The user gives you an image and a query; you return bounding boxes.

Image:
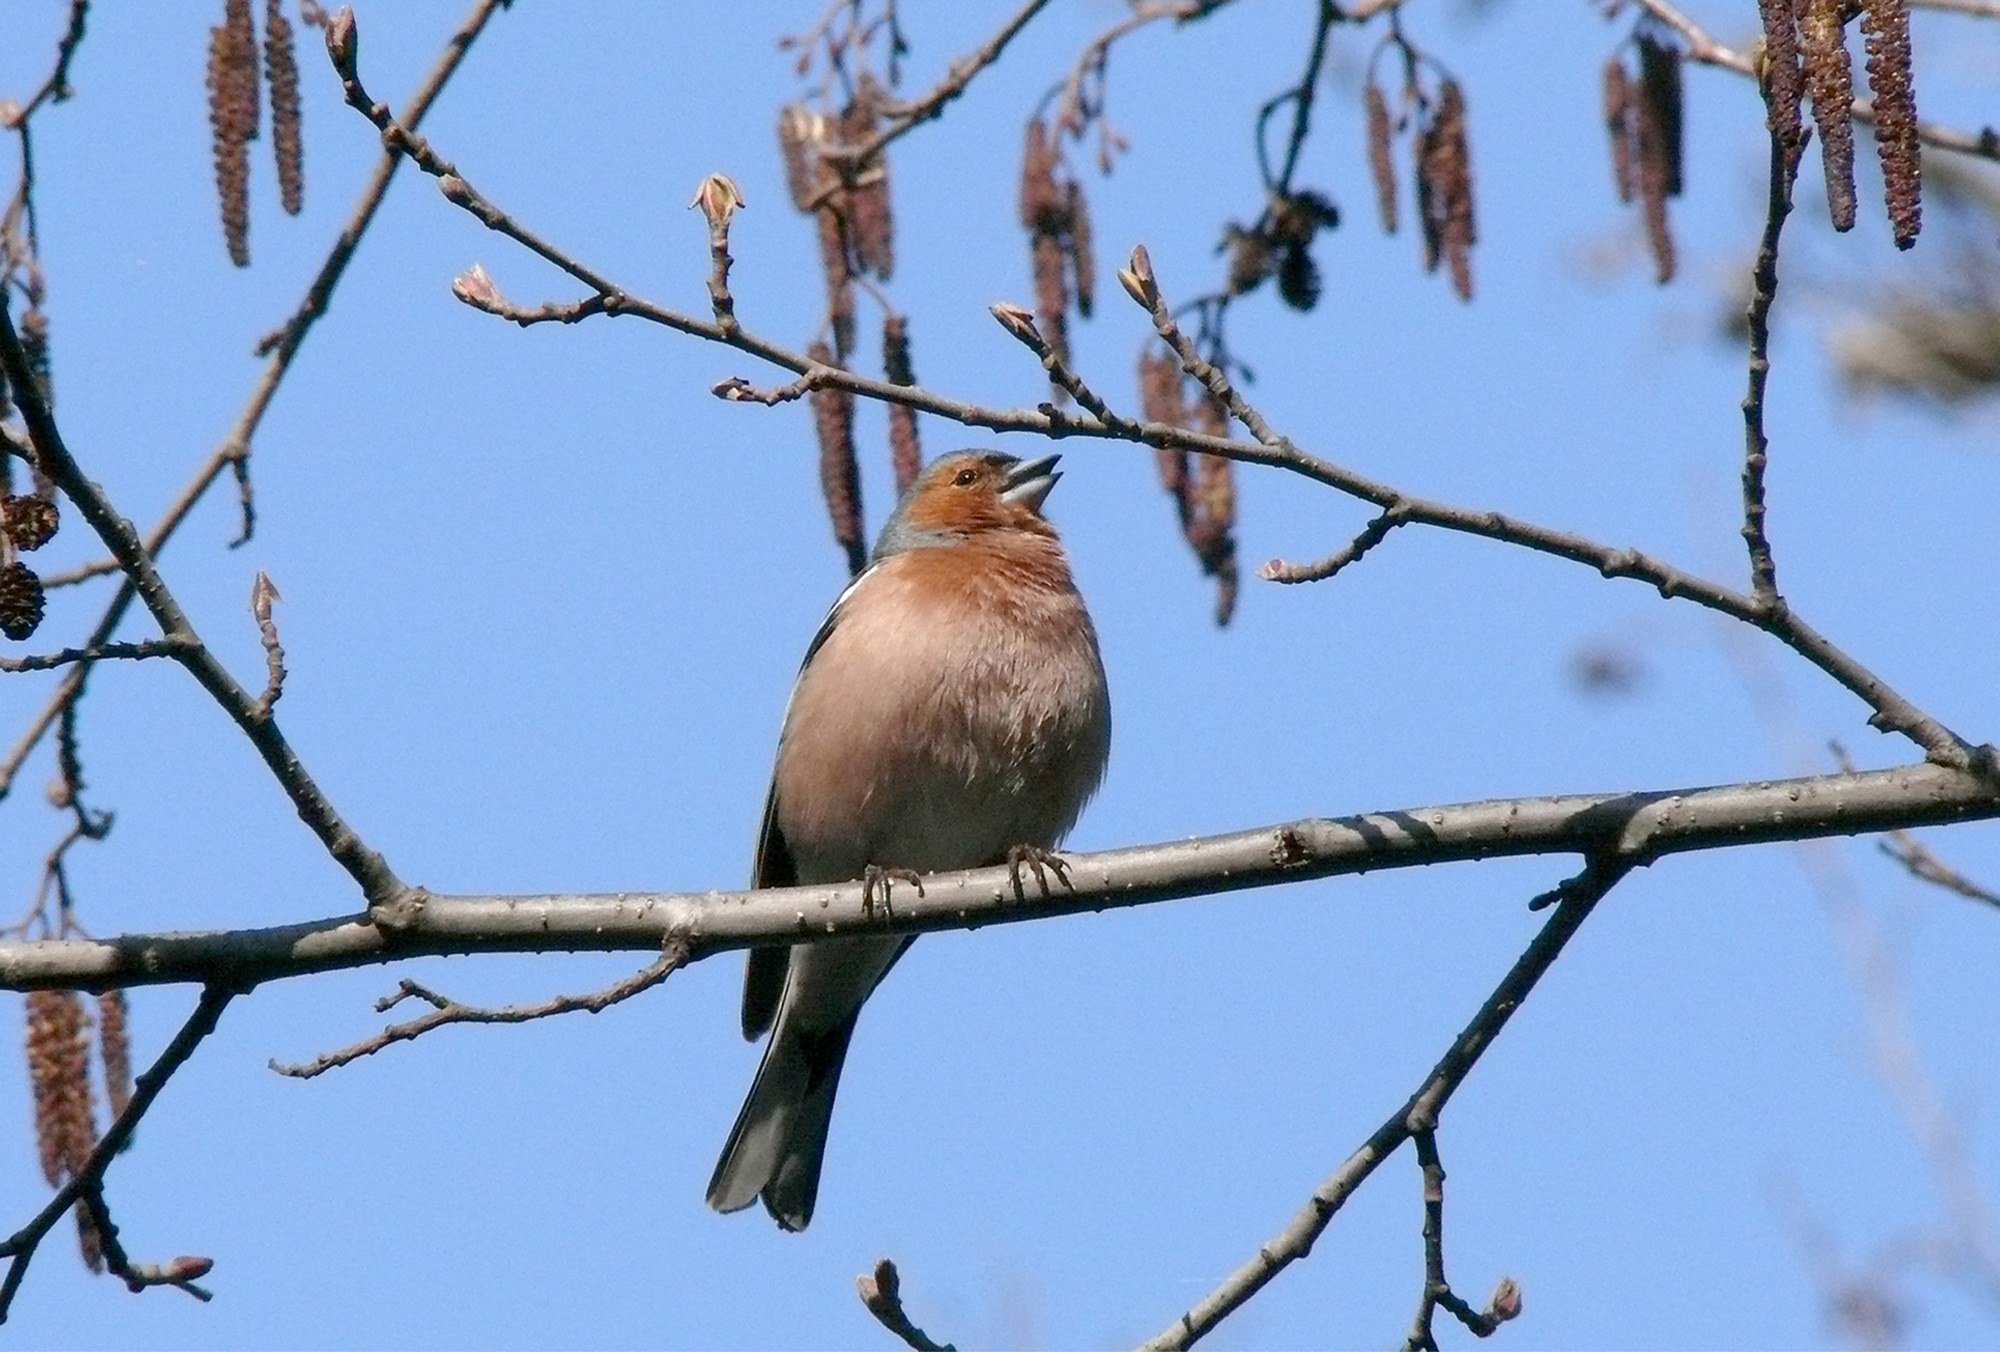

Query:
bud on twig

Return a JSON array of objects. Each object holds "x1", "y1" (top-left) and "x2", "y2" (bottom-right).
[
  {"x1": 690, "y1": 172, "x2": 745, "y2": 232},
  {"x1": 325, "y1": 7, "x2": 358, "y2": 80},
  {"x1": 451, "y1": 261, "x2": 502, "y2": 312}
]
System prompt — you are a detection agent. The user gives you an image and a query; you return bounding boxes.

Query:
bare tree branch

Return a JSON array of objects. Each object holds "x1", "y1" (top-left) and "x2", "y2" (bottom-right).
[
  {"x1": 270, "y1": 937, "x2": 691, "y2": 1080},
  {"x1": 1143, "y1": 859, "x2": 1632, "y2": 1349},
  {"x1": 1741, "y1": 128, "x2": 1805, "y2": 606},
  {"x1": 323, "y1": 44, "x2": 1988, "y2": 775},
  {"x1": 1402, "y1": 1129, "x2": 1519, "y2": 1351},
  {"x1": 0, "y1": 303, "x2": 402, "y2": 908},
  {"x1": 0, "y1": 0, "x2": 518, "y2": 807},
  {"x1": 0, "y1": 638, "x2": 190, "y2": 674},
  {"x1": 827, "y1": 0, "x2": 1059, "y2": 166}
]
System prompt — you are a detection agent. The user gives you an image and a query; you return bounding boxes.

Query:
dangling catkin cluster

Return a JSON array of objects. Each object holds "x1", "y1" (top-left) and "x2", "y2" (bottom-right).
[
  {"x1": 1365, "y1": 82, "x2": 1398, "y2": 233},
  {"x1": 1416, "y1": 80, "x2": 1476, "y2": 302},
  {"x1": 1798, "y1": 0, "x2": 1857, "y2": 229},
  {"x1": 1604, "y1": 59, "x2": 1636, "y2": 203},
  {"x1": 1136, "y1": 349, "x2": 1239, "y2": 626},
  {"x1": 207, "y1": 0, "x2": 258, "y2": 267},
  {"x1": 807, "y1": 340, "x2": 866, "y2": 577},
  {"x1": 778, "y1": 88, "x2": 896, "y2": 364},
  {"x1": 96, "y1": 990, "x2": 133, "y2": 1121},
  {"x1": 1757, "y1": 0, "x2": 1805, "y2": 146},
  {"x1": 265, "y1": 0, "x2": 305, "y2": 217},
  {"x1": 206, "y1": 0, "x2": 311, "y2": 265},
  {"x1": 840, "y1": 77, "x2": 895, "y2": 282},
  {"x1": 26, "y1": 990, "x2": 96, "y2": 1190},
  {"x1": 1018, "y1": 119, "x2": 1095, "y2": 387},
  {"x1": 1608, "y1": 32, "x2": 1684, "y2": 285},
  {"x1": 882, "y1": 314, "x2": 922, "y2": 496},
  {"x1": 1860, "y1": 0, "x2": 1920, "y2": 249}
]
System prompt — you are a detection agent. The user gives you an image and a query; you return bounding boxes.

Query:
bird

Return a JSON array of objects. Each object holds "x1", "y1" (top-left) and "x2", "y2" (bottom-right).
[{"x1": 706, "y1": 448, "x2": 1111, "y2": 1231}]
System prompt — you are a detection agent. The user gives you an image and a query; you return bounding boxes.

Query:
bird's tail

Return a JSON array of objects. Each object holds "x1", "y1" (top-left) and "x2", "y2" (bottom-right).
[{"x1": 705, "y1": 1013, "x2": 856, "y2": 1232}]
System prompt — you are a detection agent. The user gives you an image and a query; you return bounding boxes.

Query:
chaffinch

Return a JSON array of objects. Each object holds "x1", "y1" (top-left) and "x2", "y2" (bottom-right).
[{"x1": 706, "y1": 449, "x2": 1112, "y2": 1231}]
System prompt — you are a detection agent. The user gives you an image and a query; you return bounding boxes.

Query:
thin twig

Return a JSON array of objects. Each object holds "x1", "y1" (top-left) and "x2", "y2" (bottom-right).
[
  {"x1": 1402, "y1": 1129, "x2": 1518, "y2": 1350},
  {"x1": 988, "y1": 302, "x2": 1132, "y2": 430},
  {"x1": 1879, "y1": 834, "x2": 2000, "y2": 908},
  {"x1": 1741, "y1": 127, "x2": 1805, "y2": 607},
  {"x1": 826, "y1": 0, "x2": 1059, "y2": 165},
  {"x1": 1260, "y1": 504, "x2": 1409, "y2": 583},
  {"x1": 0, "y1": 985, "x2": 234, "y2": 1321},
  {"x1": 1256, "y1": 0, "x2": 1339, "y2": 194},
  {"x1": 249, "y1": 571, "x2": 284, "y2": 721},
  {"x1": 270, "y1": 937, "x2": 691, "y2": 1079},
  {"x1": 856, "y1": 1259, "x2": 956, "y2": 1352},
  {"x1": 0, "y1": 638, "x2": 190, "y2": 674}
]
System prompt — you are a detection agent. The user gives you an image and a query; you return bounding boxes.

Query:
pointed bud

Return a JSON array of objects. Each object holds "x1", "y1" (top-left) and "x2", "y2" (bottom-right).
[
  {"x1": 325, "y1": 7, "x2": 357, "y2": 78},
  {"x1": 1488, "y1": 1277, "x2": 1523, "y2": 1323},
  {"x1": 1124, "y1": 244, "x2": 1159, "y2": 304},
  {"x1": 451, "y1": 262, "x2": 503, "y2": 311},
  {"x1": 690, "y1": 172, "x2": 746, "y2": 230},
  {"x1": 989, "y1": 301, "x2": 1040, "y2": 344}
]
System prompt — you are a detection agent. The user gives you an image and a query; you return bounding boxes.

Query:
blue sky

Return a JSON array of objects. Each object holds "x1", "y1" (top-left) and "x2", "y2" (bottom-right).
[{"x1": 3, "y1": 1, "x2": 1999, "y2": 1347}]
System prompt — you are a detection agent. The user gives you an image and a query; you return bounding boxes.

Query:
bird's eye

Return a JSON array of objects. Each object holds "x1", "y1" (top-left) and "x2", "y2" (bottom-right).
[{"x1": 953, "y1": 467, "x2": 980, "y2": 487}]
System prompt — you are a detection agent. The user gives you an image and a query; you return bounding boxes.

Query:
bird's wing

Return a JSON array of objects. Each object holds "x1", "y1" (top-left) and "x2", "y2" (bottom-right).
[{"x1": 740, "y1": 570, "x2": 870, "y2": 1041}]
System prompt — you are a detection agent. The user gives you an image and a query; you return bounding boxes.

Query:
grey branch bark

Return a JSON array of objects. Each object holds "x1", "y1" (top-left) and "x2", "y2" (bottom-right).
[{"x1": 1, "y1": 761, "x2": 1991, "y2": 992}]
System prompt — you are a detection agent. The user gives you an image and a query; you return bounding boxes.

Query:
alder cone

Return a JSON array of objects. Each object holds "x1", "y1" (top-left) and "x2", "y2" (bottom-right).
[
  {"x1": 3, "y1": 494, "x2": 57, "y2": 550},
  {"x1": 0, "y1": 560, "x2": 45, "y2": 640}
]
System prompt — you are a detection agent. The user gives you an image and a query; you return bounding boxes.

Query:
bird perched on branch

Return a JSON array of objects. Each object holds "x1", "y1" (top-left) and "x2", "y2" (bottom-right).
[{"x1": 707, "y1": 449, "x2": 1111, "y2": 1231}]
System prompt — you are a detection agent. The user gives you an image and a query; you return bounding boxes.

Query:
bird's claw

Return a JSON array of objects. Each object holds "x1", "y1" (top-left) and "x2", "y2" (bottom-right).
[
  {"x1": 861, "y1": 864, "x2": 925, "y2": 918},
  {"x1": 1005, "y1": 845, "x2": 1073, "y2": 903}
]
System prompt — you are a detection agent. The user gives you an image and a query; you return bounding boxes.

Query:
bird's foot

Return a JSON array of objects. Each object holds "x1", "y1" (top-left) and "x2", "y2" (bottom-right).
[
  {"x1": 1005, "y1": 845, "x2": 1073, "y2": 903},
  {"x1": 861, "y1": 864, "x2": 925, "y2": 918}
]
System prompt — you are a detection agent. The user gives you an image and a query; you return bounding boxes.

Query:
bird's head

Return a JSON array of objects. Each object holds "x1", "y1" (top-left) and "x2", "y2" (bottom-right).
[{"x1": 873, "y1": 450, "x2": 1063, "y2": 558}]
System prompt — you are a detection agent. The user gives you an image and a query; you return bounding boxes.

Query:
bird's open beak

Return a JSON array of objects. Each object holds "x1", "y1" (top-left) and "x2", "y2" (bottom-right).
[{"x1": 999, "y1": 453, "x2": 1062, "y2": 513}]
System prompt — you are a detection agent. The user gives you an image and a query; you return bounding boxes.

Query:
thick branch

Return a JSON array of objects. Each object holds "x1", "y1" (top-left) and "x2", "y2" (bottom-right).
[{"x1": 0, "y1": 762, "x2": 1992, "y2": 993}]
